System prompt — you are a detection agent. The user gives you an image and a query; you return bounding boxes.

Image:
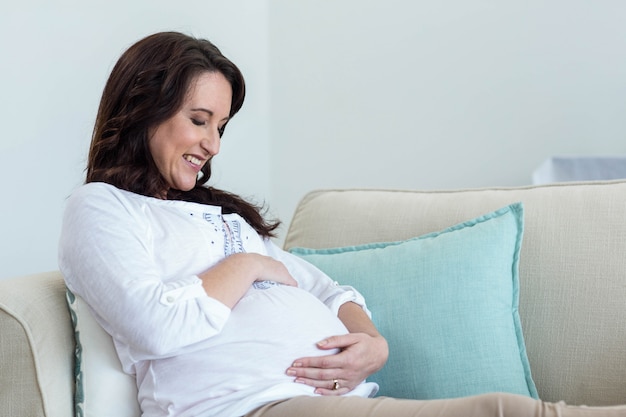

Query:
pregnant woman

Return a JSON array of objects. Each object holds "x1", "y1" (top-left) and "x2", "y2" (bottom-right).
[{"x1": 59, "y1": 31, "x2": 626, "y2": 417}]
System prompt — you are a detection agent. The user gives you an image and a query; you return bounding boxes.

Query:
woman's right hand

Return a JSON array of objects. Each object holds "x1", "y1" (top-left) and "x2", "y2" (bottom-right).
[
  {"x1": 198, "y1": 253, "x2": 297, "y2": 308},
  {"x1": 252, "y1": 253, "x2": 298, "y2": 287}
]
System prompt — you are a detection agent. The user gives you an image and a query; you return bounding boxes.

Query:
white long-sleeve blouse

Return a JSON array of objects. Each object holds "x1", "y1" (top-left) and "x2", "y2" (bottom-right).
[{"x1": 59, "y1": 182, "x2": 377, "y2": 417}]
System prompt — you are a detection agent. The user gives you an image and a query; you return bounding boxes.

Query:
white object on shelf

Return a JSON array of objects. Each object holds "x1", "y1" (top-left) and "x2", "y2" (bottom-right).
[{"x1": 532, "y1": 156, "x2": 626, "y2": 184}]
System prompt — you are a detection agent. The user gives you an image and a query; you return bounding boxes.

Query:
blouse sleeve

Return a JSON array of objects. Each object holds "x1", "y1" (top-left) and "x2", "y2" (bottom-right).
[
  {"x1": 58, "y1": 184, "x2": 231, "y2": 361},
  {"x1": 263, "y1": 239, "x2": 371, "y2": 318}
]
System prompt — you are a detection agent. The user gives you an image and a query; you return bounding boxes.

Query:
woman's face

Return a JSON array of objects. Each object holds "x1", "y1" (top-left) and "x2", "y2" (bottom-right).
[{"x1": 149, "y1": 71, "x2": 232, "y2": 196}]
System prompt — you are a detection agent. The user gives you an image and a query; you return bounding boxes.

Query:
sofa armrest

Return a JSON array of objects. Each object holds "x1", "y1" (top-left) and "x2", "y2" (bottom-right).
[{"x1": 0, "y1": 272, "x2": 74, "y2": 417}]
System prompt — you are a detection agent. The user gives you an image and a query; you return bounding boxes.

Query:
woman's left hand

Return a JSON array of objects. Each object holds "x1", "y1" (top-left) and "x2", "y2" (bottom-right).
[{"x1": 286, "y1": 331, "x2": 388, "y2": 395}]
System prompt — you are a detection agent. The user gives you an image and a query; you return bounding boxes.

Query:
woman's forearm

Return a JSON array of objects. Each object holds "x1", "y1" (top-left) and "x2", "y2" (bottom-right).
[
  {"x1": 199, "y1": 253, "x2": 297, "y2": 308},
  {"x1": 338, "y1": 301, "x2": 382, "y2": 337}
]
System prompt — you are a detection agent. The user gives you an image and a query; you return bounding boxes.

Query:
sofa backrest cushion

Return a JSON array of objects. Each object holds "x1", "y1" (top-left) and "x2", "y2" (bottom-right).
[{"x1": 283, "y1": 180, "x2": 626, "y2": 406}]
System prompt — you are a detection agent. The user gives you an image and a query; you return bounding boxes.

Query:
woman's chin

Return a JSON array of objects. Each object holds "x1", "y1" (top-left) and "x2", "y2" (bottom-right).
[{"x1": 172, "y1": 180, "x2": 197, "y2": 192}]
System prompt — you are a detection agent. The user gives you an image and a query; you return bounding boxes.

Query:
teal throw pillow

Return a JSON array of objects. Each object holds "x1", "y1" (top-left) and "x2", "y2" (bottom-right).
[{"x1": 290, "y1": 203, "x2": 538, "y2": 400}]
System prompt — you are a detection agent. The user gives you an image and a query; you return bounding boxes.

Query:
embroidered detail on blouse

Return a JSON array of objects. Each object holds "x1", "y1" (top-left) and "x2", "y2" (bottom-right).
[{"x1": 203, "y1": 213, "x2": 245, "y2": 256}]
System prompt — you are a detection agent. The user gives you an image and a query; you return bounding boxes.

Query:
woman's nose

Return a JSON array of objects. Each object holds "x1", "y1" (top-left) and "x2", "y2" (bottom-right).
[{"x1": 201, "y1": 130, "x2": 220, "y2": 157}]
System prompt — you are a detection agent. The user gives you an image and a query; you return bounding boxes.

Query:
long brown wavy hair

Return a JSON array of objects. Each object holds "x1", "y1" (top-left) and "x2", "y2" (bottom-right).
[{"x1": 87, "y1": 31, "x2": 279, "y2": 237}]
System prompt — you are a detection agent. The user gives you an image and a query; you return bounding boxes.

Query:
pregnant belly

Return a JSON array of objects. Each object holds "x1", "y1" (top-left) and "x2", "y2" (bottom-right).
[
  {"x1": 149, "y1": 284, "x2": 348, "y2": 399},
  {"x1": 221, "y1": 284, "x2": 349, "y2": 373}
]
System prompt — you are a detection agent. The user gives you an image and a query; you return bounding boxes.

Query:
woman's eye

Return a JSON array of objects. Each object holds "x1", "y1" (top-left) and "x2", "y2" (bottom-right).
[
  {"x1": 191, "y1": 118, "x2": 205, "y2": 126},
  {"x1": 218, "y1": 126, "x2": 226, "y2": 137}
]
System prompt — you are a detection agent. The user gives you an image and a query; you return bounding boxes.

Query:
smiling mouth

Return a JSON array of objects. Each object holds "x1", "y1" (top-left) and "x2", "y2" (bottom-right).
[{"x1": 184, "y1": 154, "x2": 203, "y2": 166}]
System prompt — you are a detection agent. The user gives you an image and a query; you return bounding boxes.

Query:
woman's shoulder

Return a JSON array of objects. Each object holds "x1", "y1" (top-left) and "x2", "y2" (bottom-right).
[
  {"x1": 69, "y1": 182, "x2": 157, "y2": 206},
  {"x1": 65, "y1": 182, "x2": 149, "y2": 217},
  {"x1": 70, "y1": 181, "x2": 119, "y2": 197},
  {"x1": 67, "y1": 182, "x2": 221, "y2": 215}
]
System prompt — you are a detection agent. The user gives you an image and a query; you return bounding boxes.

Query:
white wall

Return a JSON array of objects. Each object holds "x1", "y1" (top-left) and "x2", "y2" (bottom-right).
[
  {"x1": 267, "y1": 0, "x2": 626, "y2": 229},
  {"x1": 0, "y1": 0, "x2": 271, "y2": 278},
  {"x1": 2, "y1": 1, "x2": 626, "y2": 278}
]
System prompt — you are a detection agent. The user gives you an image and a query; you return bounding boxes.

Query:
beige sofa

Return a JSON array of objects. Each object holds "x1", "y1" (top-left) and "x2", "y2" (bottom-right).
[{"x1": 2, "y1": 179, "x2": 626, "y2": 416}]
